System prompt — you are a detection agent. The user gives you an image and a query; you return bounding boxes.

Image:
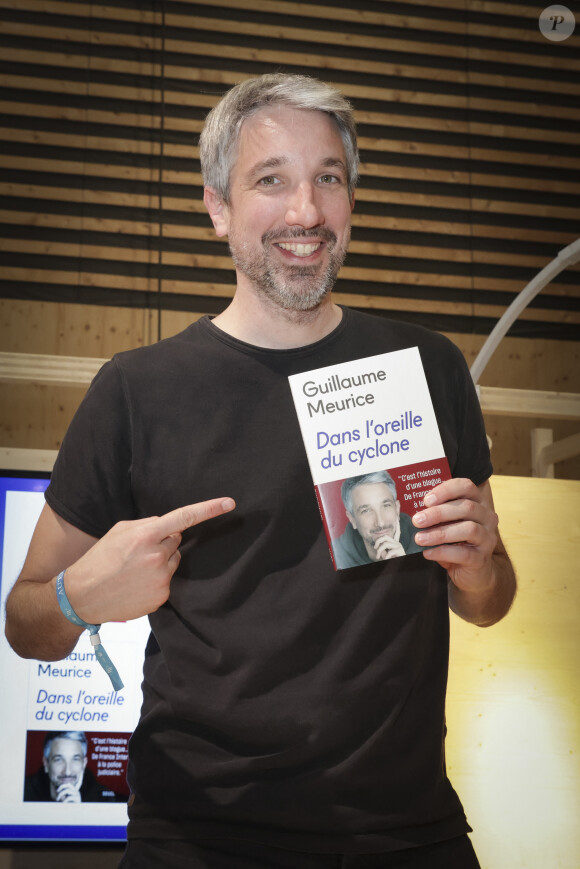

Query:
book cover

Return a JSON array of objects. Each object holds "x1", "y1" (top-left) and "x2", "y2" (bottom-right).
[{"x1": 288, "y1": 347, "x2": 451, "y2": 570}]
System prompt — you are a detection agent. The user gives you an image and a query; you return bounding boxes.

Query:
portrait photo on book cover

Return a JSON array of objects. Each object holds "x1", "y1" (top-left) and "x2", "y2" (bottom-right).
[
  {"x1": 23, "y1": 730, "x2": 130, "y2": 803},
  {"x1": 320, "y1": 470, "x2": 424, "y2": 570}
]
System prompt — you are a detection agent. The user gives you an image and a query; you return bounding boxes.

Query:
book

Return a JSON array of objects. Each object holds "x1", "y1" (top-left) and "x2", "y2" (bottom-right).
[{"x1": 288, "y1": 347, "x2": 451, "y2": 570}]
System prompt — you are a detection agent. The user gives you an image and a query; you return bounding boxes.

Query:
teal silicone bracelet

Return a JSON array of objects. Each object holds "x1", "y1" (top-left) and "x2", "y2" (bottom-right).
[{"x1": 56, "y1": 570, "x2": 124, "y2": 691}]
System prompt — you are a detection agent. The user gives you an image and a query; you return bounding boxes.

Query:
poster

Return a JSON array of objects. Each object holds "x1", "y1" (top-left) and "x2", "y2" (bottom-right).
[{"x1": 0, "y1": 475, "x2": 149, "y2": 841}]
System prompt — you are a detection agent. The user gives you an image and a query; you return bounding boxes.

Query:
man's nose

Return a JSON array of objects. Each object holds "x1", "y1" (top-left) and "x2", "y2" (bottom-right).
[{"x1": 285, "y1": 182, "x2": 324, "y2": 228}]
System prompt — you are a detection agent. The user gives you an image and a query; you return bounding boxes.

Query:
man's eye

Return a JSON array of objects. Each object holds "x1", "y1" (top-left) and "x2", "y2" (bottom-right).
[
  {"x1": 319, "y1": 174, "x2": 338, "y2": 184},
  {"x1": 259, "y1": 176, "x2": 278, "y2": 186}
]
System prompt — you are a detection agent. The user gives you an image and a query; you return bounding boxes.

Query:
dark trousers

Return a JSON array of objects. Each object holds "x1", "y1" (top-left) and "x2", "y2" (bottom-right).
[{"x1": 118, "y1": 834, "x2": 481, "y2": 868}]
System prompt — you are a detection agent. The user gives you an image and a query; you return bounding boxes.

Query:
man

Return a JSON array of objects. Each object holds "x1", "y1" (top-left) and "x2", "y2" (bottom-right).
[
  {"x1": 333, "y1": 471, "x2": 422, "y2": 568},
  {"x1": 5, "y1": 73, "x2": 516, "y2": 868},
  {"x1": 24, "y1": 731, "x2": 115, "y2": 803}
]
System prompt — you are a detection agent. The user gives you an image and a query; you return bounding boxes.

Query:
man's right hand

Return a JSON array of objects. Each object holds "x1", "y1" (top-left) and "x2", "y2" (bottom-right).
[
  {"x1": 55, "y1": 775, "x2": 83, "y2": 804},
  {"x1": 372, "y1": 519, "x2": 404, "y2": 561},
  {"x1": 62, "y1": 499, "x2": 236, "y2": 625},
  {"x1": 5, "y1": 498, "x2": 235, "y2": 661},
  {"x1": 373, "y1": 532, "x2": 405, "y2": 561}
]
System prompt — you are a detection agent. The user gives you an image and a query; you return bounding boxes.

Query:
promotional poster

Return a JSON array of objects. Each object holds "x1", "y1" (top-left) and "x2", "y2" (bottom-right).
[{"x1": 0, "y1": 473, "x2": 149, "y2": 841}]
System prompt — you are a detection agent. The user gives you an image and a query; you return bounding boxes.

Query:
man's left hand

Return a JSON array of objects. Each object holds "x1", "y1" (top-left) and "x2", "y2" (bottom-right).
[
  {"x1": 411, "y1": 478, "x2": 516, "y2": 626},
  {"x1": 412, "y1": 478, "x2": 498, "y2": 594}
]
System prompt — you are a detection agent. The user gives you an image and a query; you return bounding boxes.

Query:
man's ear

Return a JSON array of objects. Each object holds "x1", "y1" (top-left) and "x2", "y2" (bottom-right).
[
  {"x1": 203, "y1": 187, "x2": 230, "y2": 237},
  {"x1": 395, "y1": 500, "x2": 401, "y2": 517},
  {"x1": 346, "y1": 511, "x2": 357, "y2": 530}
]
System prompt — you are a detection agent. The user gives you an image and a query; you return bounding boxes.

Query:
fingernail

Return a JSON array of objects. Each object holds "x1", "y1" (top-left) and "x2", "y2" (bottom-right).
[
  {"x1": 413, "y1": 512, "x2": 426, "y2": 526},
  {"x1": 423, "y1": 493, "x2": 436, "y2": 506}
]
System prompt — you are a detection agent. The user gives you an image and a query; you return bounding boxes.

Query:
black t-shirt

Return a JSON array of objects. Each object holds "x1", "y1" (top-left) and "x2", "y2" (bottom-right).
[{"x1": 46, "y1": 308, "x2": 492, "y2": 852}]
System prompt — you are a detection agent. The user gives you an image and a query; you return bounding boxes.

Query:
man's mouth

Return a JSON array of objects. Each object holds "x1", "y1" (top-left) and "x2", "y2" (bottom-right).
[{"x1": 277, "y1": 241, "x2": 322, "y2": 258}]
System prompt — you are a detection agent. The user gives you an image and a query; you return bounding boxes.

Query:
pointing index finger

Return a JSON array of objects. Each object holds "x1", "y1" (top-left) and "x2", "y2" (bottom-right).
[{"x1": 154, "y1": 498, "x2": 235, "y2": 539}]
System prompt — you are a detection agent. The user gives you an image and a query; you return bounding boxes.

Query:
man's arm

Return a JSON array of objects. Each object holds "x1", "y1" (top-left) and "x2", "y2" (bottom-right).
[
  {"x1": 412, "y1": 478, "x2": 516, "y2": 627},
  {"x1": 5, "y1": 498, "x2": 236, "y2": 662},
  {"x1": 5, "y1": 505, "x2": 96, "y2": 660}
]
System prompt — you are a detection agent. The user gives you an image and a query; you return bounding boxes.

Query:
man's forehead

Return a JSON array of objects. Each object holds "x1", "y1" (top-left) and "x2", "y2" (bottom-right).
[
  {"x1": 242, "y1": 103, "x2": 337, "y2": 133},
  {"x1": 235, "y1": 106, "x2": 346, "y2": 173}
]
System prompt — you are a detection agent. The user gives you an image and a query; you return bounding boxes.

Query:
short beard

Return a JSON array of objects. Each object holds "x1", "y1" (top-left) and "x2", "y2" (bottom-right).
[{"x1": 229, "y1": 226, "x2": 349, "y2": 313}]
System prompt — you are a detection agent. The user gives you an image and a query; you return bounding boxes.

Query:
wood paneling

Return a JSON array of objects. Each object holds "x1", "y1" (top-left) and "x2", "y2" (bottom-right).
[
  {"x1": 0, "y1": 2, "x2": 578, "y2": 476},
  {"x1": 0, "y1": 0, "x2": 578, "y2": 340}
]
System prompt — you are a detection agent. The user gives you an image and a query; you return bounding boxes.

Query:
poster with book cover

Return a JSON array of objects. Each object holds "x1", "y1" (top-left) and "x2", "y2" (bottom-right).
[{"x1": 288, "y1": 347, "x2": 451, "y2": 570}]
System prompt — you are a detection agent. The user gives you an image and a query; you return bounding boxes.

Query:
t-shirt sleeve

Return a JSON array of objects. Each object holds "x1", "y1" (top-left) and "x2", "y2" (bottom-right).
[
  {"x1": 45, "y1": 357, "x2": 135, "y2": 538},
  {"x1": 447, "y1": 341, "x2": 493, "y2": 485}
]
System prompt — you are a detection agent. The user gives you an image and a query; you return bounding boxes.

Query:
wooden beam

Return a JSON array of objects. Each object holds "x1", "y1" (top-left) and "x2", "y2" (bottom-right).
[
  {"x1": 2, "y1": 355, "x2": 579, "y2": 431},
  {"x1": 540, "y1": 431, "x2": 580, "y2": 473},
  {"x1": 531, "y1": 429, "x2": 580, "y2": 478},
  {"x1": 531, "y1": 428, "x2": 555, "y2": 478},
  {"x1": 0, "y1": 447, "x2": 57, "y2": 472},
  {"x1": 478, "y1": 386, "x2": 580, "y2": 421},
  {"x1": 0, "y1": 352, "x2": 105, "y2": 387}
]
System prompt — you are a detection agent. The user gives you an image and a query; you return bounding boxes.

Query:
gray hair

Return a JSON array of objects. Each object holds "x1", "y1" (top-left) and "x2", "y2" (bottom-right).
[
  {"x1": 43, "y1": 731, "x2": 87, "y2": 759},
  {"x1": 341, "y1": 471, "x2": 398, "y2": 515},
  {"x1": 199, "y1": 73, "x2": 359, "y2": 203}
]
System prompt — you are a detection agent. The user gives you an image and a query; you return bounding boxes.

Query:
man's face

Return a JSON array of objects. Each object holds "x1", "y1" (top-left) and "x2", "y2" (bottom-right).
[
  {"x1": 43, "y1": 738, "x2": 87, "y2": 799},
  {"x1": 207, "y1": 104, "x2": 354, "y2": 313},
  {"x1": 347, "y1": 482, "x2": 401, "y2": 562}
]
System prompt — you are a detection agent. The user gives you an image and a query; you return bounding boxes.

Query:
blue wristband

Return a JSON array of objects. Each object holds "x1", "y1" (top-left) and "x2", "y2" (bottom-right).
[{"x1": 56, "y1": 570, "x2": 124, "y2": 692}]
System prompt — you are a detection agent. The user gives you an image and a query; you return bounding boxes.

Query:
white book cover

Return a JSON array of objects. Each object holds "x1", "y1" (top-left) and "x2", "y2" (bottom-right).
[{"x1": 289, "y1": 347, "x2": 451, "y2": 570}]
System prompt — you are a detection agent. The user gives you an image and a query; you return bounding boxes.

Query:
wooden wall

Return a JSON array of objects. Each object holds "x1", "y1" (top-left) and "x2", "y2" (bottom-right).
[
  {"x1": 447, "y1": 474, "x2": 580, "y2": 868},
  {"x1": 0, "y1": 0, "x2": 579, "y2": 477}
]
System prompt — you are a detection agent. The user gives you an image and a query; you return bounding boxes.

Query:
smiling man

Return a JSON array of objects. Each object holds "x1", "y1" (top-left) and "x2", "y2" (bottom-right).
[
  {"x1": 24, "y1": 731, "x2": 115, "y2": 803},
  {"x1": 334, "y1": 471, "x2": 423, "y2": 568},
  {"x1": 6, "y1": 74, "x2": 516, "y2": 869},
  {"x1": 203, "y1": 102, "x2": 353, "y2": 318}
]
